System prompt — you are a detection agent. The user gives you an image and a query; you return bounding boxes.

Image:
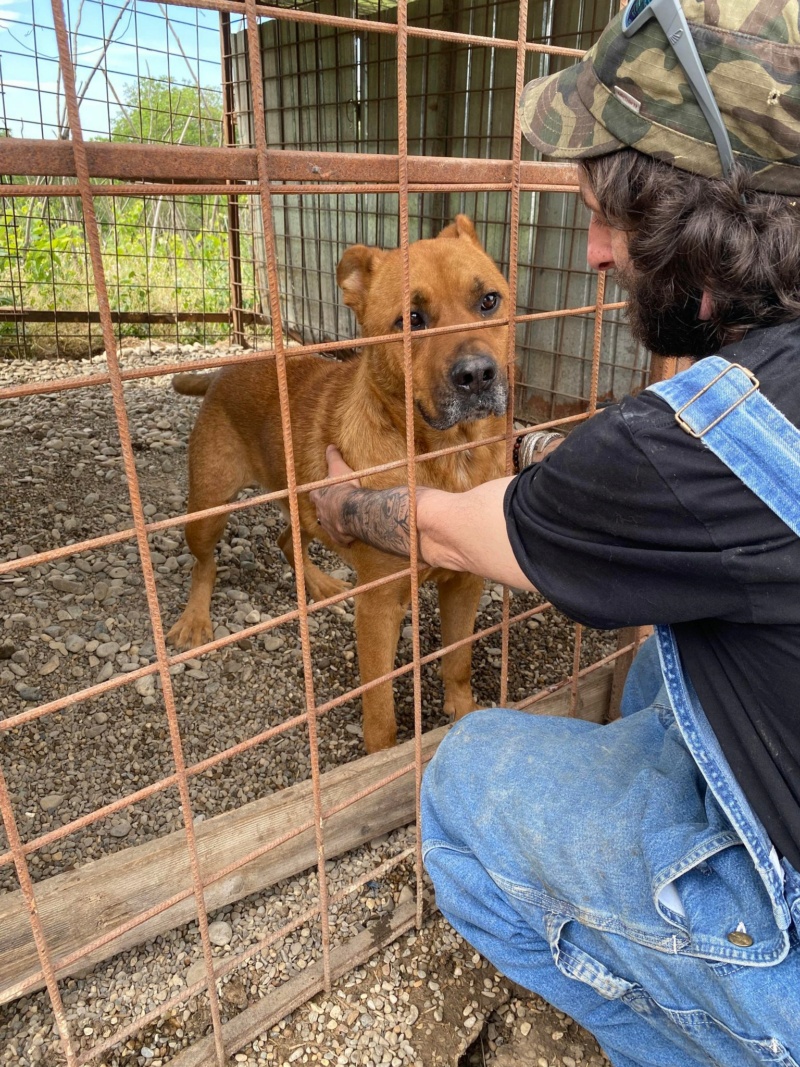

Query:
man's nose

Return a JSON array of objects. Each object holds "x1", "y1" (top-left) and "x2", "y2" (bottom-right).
[{"x1": 586, "y1": 216, "x2": 615, "y2": 273}]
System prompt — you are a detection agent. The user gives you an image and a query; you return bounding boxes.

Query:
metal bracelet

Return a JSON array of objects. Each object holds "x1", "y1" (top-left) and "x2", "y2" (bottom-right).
[{"x1": 514, "y1": 431, "x2": 564, "y2": 473}]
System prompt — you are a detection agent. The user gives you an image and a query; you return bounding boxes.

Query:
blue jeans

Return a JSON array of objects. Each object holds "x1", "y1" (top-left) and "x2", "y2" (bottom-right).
[{"x1": 421, "y1": 637, "x2": 800, "y2": 1067}]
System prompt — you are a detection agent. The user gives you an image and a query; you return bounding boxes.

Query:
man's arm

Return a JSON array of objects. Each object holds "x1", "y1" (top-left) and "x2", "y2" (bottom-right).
[{"x1": 311, "y1": 446, "x2": 537, "y2": 592}]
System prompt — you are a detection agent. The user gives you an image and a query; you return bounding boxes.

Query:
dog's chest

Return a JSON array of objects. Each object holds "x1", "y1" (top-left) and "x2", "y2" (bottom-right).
[{"x1": 428, "y1": 447, "x2": 480, "y2": 492}]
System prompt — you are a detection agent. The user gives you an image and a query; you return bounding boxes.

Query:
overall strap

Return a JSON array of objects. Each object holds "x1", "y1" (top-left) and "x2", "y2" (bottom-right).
[{"x1": 648, "y1": 356, "x2": 800, "y2": 537}]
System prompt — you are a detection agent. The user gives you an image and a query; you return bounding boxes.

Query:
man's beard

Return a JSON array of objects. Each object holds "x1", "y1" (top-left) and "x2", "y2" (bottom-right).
[{"x1": 616, "y1": 263, "x2": 721, "y2": 358}]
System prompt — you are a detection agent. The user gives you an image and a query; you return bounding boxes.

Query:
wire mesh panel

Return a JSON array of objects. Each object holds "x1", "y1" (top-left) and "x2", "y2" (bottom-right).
[
  {"x1": 0, "y1": 0, "x2": 652, "y2": 1064},
  {"x1": 228, "y1": 0, "x2": 646, "y2": 414}
]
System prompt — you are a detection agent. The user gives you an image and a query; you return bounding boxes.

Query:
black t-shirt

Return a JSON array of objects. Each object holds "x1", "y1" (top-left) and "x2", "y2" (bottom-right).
[{"x1": 504, "y1": 319, "x2": 800, "y2": 871}]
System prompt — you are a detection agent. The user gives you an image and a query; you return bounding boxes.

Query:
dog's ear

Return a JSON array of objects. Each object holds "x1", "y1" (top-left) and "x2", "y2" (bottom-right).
[
  {"x1": 436, "y1": 215, "x2": 482, "y2": 247},
  {"x1": 337, "y1": 245, "x2": 387, "y2": 322}
]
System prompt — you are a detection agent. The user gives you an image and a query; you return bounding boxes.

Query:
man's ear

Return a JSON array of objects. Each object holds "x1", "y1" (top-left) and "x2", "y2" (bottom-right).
[
  {"x1": 436, "y1": 214, "x2": 482, "y2": 248},
  {"x1": 336, "y1": 245, "x2": 387, "y2": 324}
]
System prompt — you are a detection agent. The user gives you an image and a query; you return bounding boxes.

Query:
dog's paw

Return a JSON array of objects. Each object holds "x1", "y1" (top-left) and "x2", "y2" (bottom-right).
[
  {"x1": 444, "y1": 691, "x2": 483, "y2": 722},
  {"x1": 166, "y1": 612, "x2": 214, "y2": 651}
]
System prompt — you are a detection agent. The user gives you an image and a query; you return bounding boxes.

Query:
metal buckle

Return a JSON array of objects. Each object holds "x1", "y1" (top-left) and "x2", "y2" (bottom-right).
[{"x1": 674, "y1": 363, "x2": 760, "y2": 439}]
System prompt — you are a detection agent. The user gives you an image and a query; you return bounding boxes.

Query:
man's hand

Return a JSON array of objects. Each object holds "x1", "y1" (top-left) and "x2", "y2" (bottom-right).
[
  {"x1": 310, "y1": 447, "x2": 533, "y2": 589},
  {"x1": 310, "y1": 445, "x2": 362, "y2": 546}
]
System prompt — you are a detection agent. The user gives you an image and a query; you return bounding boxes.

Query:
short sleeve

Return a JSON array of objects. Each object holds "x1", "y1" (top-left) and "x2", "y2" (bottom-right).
[{"x1": 503, "y1": 400, "x2": 747, "y2": 629}]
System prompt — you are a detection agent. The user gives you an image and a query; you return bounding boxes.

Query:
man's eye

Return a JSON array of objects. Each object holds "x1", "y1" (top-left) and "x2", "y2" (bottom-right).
[
  {"x1": 395, "y1": 311, "x2": 426, "y2": 330},
  {"x1": 480, "y1": 292, "x2": 500, "y2": 313}
]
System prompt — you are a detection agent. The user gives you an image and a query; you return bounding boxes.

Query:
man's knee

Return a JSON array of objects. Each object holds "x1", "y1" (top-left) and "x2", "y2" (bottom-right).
[{"x1": 421, "y1": 708, "x2": 521, "y2": 844}]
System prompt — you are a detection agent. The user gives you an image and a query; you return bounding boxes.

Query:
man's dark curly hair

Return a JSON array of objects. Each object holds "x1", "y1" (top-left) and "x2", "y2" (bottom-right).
[{"x1": 580, "y1": 150, "x2": 800, "y2": 350}]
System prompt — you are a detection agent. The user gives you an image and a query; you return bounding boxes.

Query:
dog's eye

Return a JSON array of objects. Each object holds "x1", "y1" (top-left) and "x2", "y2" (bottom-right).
[
  {"x1": 395, "y1": 311, "x2": 426, "y2": 331},
  {"x1": 480, "y1": 292, "x2": 500, "y2": 314}
]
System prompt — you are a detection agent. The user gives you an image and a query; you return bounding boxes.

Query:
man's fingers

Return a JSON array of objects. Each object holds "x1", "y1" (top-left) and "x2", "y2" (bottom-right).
[
  {"x1": 325, "y1": 444, "x2": 354, "y2": 479},
  {"x1": 324, "y1": 444, "x2": 361, "y2": 487}
]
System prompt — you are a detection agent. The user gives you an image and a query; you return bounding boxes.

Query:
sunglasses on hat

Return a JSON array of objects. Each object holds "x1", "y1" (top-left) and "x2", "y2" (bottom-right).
[{"x1": 622, "y1": 0, "x2": 735, "y2": 178}]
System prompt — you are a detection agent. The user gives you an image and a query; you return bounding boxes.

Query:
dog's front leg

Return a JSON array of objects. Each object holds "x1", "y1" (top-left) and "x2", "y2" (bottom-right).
[
  {"x1": 436, "y1": 570, "x2": 484, "y2": 721},
  {"x1": 353, "y1": 580, "x2": 410, "y2": 753}
]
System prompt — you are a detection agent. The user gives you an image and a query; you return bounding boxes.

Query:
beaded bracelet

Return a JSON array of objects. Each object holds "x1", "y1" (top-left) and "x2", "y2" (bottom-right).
[{"x1": 512, "y1": 430, "x2": 564, "y2": 473}]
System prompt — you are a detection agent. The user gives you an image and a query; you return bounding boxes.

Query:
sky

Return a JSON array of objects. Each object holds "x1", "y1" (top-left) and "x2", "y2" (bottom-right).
[{"x1": 0, "y1": 0, "x2": 225, "y2": 139}]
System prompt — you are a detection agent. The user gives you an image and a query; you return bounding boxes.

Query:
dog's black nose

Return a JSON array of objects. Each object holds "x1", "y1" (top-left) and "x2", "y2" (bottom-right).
[{"x1": 450, "y1": 354, "x2": 498, "y2": 395}]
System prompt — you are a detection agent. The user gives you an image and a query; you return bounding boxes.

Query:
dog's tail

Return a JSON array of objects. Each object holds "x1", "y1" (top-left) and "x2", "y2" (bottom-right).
[{"x1": 172, "y1": 372, "x2": 212, "y2": 397}]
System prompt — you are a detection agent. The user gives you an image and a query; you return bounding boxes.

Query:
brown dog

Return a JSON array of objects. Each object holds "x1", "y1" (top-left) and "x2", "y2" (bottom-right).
[{"x1": 167, "y1": 216, "x2": 510, "y2": 752}]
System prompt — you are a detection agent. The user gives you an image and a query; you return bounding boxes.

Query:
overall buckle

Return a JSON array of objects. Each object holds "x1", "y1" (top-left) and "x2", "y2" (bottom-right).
[{"x1": 674, "y1": 363, "x2": 759, "y2": 439}]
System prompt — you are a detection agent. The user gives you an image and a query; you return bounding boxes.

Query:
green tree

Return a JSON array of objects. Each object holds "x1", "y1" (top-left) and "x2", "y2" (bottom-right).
[{"x1": 109, "y1": 77, "x2": 223, "y2": 147}]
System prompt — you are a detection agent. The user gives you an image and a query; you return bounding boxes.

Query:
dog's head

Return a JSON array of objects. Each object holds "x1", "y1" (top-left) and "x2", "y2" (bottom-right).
[{"x1": 336, "y1": 217, "x2": 510, "y2": 431}]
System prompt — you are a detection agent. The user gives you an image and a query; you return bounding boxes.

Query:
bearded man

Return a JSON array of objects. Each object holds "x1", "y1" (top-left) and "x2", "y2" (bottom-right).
[{"x1": 312, "y1": 3, "x2": 800, "y2": 1062}]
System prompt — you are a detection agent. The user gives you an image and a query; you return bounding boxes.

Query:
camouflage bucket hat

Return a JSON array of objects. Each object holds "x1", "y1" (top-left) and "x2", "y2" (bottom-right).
[{"x1": 519, "y1": 0, "x2": 800, "y2": 193}]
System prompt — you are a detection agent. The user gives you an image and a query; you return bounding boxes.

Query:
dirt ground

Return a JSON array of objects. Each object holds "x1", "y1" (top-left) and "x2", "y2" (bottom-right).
[{"x1": 1, "y1": 342, "x2": 616, "y2": 1066}]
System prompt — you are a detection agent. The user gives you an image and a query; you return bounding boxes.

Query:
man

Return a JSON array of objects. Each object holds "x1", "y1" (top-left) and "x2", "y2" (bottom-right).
[{"x1": 311, "y1": 2, "x2": 800, "y2": 1063}]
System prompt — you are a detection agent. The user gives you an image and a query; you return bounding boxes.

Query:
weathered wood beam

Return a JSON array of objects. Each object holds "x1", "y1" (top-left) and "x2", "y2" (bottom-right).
[
  {"x1": 0, "y1": 665, "x2": 612, "y2": 1005},
  {"x1": 168, "y1": 900, "x2": 419, "y2": 1067}
]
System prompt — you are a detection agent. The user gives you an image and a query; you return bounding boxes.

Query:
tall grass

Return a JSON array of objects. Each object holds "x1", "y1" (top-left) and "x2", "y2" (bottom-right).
[{"x1": 0, "y1": 189, "x2": 257, "y2": 359}]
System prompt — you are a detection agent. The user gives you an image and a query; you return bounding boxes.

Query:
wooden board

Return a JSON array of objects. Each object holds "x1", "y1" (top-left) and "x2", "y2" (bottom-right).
[{"x1": 0, "y1": 664, "x2": 612, "y2": 1005}]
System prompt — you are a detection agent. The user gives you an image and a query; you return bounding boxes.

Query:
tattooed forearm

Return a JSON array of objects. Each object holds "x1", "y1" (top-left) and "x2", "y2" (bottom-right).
[{"x1": 341, "y1": 487, "x2": 412, "y2": 557}]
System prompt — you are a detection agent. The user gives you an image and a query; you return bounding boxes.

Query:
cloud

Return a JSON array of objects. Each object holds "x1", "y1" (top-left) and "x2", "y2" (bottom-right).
[{"x1": 2, "y1": 79, "x2": 60, "y2": 92}]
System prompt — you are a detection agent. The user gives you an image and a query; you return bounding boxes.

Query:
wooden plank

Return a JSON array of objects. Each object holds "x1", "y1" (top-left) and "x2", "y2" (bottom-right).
[
  {"x1": 0, "y1": 728, "x2": 440, "y2": 1005},
  {"x1": 0, "y1": 665, "x2": 612, "y2": 1005},
  {"x1": 517, "y1": 660, "x2": 613, "y2": 723},
  {"x1": 168, "y1": 900, "x2": 419, "y2": 1067}
]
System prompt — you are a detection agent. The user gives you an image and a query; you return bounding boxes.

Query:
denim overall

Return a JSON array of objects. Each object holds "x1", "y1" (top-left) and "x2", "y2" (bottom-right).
[{"x1": 421, "y1": 358, "x2": 800, "y2": 1067}]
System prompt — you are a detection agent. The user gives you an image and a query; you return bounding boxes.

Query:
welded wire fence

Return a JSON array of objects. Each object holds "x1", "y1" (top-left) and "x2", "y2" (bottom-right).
[{"x1": 0, "y1": 1, "x2": 654, "y2": 1064}]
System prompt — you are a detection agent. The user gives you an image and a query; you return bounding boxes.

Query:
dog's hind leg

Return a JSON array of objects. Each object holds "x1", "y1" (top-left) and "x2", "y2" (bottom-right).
[
  {"x1": 167, "y1": 430, "x2": 251, "y2": 650},
  {"x1": 277, "y1": 524, "x2": 350, "y2": 604},
  {"x1": 436, "y1": 570, "x2": 484, "y2": 721}
]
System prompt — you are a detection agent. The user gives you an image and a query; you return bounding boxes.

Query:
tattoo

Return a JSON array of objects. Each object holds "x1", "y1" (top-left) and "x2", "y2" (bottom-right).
[{"x1": 341, "y1": 487, "x2": 412, "y2": 557}]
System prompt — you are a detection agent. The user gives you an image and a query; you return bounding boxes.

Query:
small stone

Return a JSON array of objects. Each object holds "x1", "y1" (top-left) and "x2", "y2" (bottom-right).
[
  {"x1": 185, "y1": 960, "x2": 208, "y2": 987},
  {"x1": 262, "y1": 635, "x2": 284, "y2": 652},
  {"x1": 64, "y1": 634, "x2": 86, "y2": 653},
  {"x1": 94, "y1": 581, "x2": 110, "y2": 602},
  {"x1": 50, "y1": 577, "x2": 84, "y2": 594},
  {"x1": 17, "y1": 686, "x2": 42, "y2": 702},
  {"x1": 95, "y1": 641, "x2": 120, "y2": 659},
  {"x1": 394, "y1": 887, "x2": 413, "y2": 909},
  {"x1": 135, "y1": 675, "x2": 155, "y2": 697},
  {"x1": 38, "y1": 655, "x2": 60, "y2": 676},
  {"x1": 40, "y1": 794, "x2": 65, "y2": 813},
  {"x1": 519, "y1": 1021, "x2": 531, "y2": 1036},
  {"x1": 96, "y1": 662, "x2": 114, "y2": 682},
  {"x1": 0, "y1": 643, "x2": 15, "y2": 659},
  {"x1": 109, "y1": 819, "x2": 131, "y2": 838},
  {"x1": 208, "y1": 920, "x2": 233, "y2": 947}
]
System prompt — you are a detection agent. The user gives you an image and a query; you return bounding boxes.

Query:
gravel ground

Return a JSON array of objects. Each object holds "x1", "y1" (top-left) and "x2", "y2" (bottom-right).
[{"x1": 0, "y1": 341, "x2": 613, "y2": 1066}]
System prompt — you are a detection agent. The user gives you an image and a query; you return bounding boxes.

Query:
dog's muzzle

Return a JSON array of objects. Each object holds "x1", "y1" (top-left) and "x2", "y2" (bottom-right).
[{"x1": 420, "y1": 354, "x2": 508, "y2": 430}]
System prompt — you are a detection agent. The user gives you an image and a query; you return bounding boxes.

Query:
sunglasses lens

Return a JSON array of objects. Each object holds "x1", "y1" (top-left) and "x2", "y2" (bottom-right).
[{"x1": 624, "y1": 0, "x2": 654, "y2": 28}]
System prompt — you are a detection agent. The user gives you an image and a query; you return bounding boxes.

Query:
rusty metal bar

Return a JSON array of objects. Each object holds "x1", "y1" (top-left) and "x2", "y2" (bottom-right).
[
  {"x1": 0, "y1": 140, "x2": 577, "y2": 186},
  {"x1": 46, "y1": 0, "x2": 230, "y2": 1057},
  {"x1": 241, "y1": 0, "x2": 335, "y2": 998}
]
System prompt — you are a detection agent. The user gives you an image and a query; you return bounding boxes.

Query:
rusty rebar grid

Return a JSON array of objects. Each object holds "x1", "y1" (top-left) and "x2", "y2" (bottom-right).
[{"x1": 0, "y1": 1, "x2": 638, "y2": 1063}]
